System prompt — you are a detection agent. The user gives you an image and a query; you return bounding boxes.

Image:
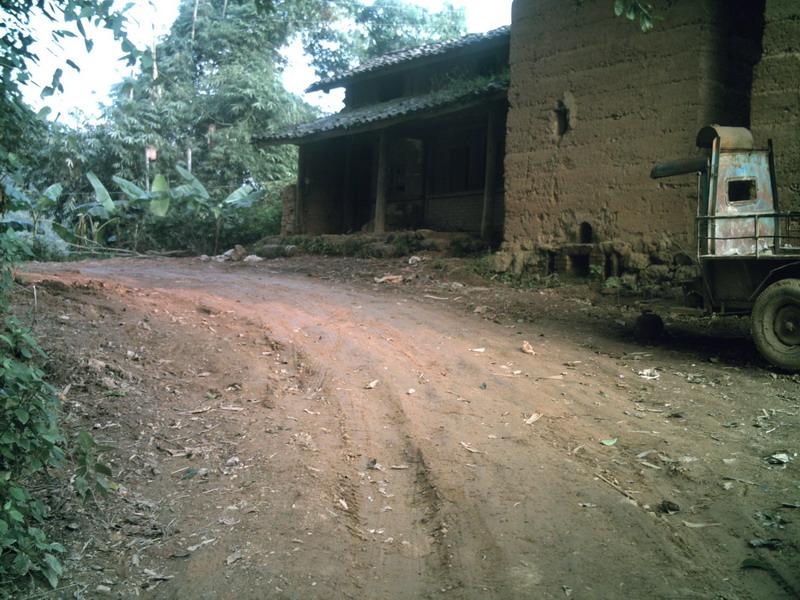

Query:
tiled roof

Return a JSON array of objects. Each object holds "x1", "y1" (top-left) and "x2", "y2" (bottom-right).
[
  {"x1": 256, "y1": 79, "x2": 507, "y2": 145},
  {"x1": 306, "y1": 26, "x2": 510, "y2": 93}
]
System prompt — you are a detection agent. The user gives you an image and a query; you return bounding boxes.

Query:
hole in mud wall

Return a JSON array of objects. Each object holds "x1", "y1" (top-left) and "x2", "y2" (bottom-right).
[
  {"x1": 579, "y1": 221, "x2": 593, "y2": 244},
  {"x1": 554, "y1": 100, "x2": 570, "y2": 137},
  {"x1": 569, "y1": 254, "x2": 590, "y2": 277}
]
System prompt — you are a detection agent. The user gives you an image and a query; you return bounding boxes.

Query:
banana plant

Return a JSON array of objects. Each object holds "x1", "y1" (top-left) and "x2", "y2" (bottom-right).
[
  {"x1": 53, "y1": 172, "x2": 120, "y2": 248},
  {"x1": 172, "y1": 165, "x2": 264, "y2": 254},
  {"x1": 112, "y1": 175, "x2": 171, "y2": 217},
  {"x1": 54, "y1": 168, "x2": 263, "y2": 253}
]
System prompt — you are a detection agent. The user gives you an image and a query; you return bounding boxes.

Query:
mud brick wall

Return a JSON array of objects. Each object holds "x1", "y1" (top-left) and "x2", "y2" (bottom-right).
[
  {"x1": 751, "y1": 0, "x2": 800, "y2": 210},
  {"x1": 280, "y1": 185, "x2": 297, "y2": 236},
  {"x1": 299, "y1": 140, "x2": 346, "y2": 235},
  {"x1": 504, "y1": 0, "x2": 759, "y2": 261}
]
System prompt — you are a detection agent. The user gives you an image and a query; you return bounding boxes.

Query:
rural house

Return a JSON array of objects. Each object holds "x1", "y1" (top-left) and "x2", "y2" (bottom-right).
[
  {"x1": 257, "y1": 27, "x2": 510, "y2": 241},
  {"x1": 499, "y1": 0, "x2": 800, "y2": 278},
  {"x1": 259, "y1": 1, "x2": 799, "y2": 282}
]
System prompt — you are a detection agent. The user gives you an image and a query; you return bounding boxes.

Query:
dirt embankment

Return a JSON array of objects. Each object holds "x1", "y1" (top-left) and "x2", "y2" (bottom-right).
[{"x1": 13, "y1": 257, "x2": 800, "y2": 599}]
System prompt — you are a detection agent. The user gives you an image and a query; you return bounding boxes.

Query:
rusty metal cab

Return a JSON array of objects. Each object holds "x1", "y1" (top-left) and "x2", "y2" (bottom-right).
[{"x1": 652, "y1": 125, "x2": 800, "y2": 370}]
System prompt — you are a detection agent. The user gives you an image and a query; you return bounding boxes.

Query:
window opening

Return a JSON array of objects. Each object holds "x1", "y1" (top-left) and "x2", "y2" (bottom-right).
[{"x1": 728, "y1": 178, "x2": 757, "y2": 203}]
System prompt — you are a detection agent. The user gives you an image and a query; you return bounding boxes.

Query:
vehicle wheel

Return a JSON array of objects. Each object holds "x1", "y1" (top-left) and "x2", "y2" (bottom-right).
[{"x1": 751, "y1": 278, "x2": 800, "y2": 371}]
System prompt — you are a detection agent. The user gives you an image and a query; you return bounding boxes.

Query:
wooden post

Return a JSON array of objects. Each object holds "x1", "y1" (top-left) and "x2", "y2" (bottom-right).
[
  {"x1": 422, "y1": 134, "x2": 430, "y2": 226},
  {"x1": 295, "y1": 145, "x2": 305, "y2": 234},
  {"x1": 145, "y1": 147, "x2": 150, "y2": 192},
  {"x1": 481, "y1": 109, "x2": 499, "y2": 241},
  {"x1": 374, "y1": 132, "x2": 388, "y2": 234},
  {"x1": 341, "y1": 139, "x2": 354, "y2": 232}
]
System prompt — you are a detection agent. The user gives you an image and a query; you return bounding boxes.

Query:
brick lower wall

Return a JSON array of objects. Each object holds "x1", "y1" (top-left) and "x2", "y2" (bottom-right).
[{"x1": 425, "y1": 193, "x2": 484, "y2": 232}]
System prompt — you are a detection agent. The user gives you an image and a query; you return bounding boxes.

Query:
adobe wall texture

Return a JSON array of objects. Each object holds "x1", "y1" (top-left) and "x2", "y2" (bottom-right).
[
  {"x1": 751, "y1": 0, "x2": 800, "y2": 210},
  {"x1": 502, "y1": 0, "x2": 771, "y2": 274},
  {"x1": 300, "y1": 140, "x2": 346, "y2": 235}
]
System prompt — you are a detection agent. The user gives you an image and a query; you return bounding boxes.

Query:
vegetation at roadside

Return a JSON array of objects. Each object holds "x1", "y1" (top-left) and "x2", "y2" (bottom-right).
[
  {"x1": 0, "y1": 231, "x2": 66, "y2": 590},
  {"x1": 0, "y1": 181, "x2": 116, "y2": 593}
]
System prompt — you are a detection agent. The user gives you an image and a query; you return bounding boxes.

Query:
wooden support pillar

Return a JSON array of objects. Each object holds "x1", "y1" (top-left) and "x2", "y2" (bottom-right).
[
  {"x1": 481, "y1": 109, "x2": 499, "y2": 241},
  {"x1": 374, "y1": 132, "x2": 388, "y2": 234},
  {"x1": 341, "y1": 139, "x2": 354, "y2": 233},
  {"x1": 295, "y1": 144, "x2": 306, "y2": 234},
  {"x1": 422, "y1": 134, "x2": 430, "y2": 226}
]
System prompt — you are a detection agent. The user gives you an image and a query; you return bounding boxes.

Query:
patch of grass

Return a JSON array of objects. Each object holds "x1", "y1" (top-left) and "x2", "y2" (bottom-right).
[{"x1": 469, "y1": 254, "x2": 553, "y2": 290}]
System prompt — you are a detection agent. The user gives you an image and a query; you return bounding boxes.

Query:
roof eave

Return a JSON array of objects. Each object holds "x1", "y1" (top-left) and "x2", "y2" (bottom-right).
[
  {"x1": 255, "y1": 88, "x2": 507, "y2": 147},
  {"x1": 305, "y1": 28, "x2": 510, "y2": 94}
]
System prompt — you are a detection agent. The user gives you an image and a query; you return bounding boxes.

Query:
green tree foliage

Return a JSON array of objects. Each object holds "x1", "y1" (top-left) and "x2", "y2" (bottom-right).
[
  {"x1": 298, "y1": 0, "x2": 467, "y2": 79},
  {"x1": 355, "y1": 0, "x2": 466, "y2": 60},
  {"x1": 102, "y1": 0, "x2": 310, "y2": 192},
  {"x1": 0, "y1": 1, "x2": 134, "y2": 159}
]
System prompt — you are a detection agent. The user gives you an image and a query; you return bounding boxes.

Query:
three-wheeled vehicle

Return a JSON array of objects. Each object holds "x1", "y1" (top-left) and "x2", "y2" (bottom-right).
[{"x1": 651, "y1": 125, "x2": 800, "y2": 370}]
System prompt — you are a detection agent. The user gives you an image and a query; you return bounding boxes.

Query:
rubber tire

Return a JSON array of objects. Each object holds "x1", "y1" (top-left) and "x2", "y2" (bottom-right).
[{"x1": 751, "y1": 278, "x2": 800, "y2": 371}]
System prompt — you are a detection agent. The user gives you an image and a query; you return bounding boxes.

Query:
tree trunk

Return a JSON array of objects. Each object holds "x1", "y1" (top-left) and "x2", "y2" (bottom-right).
[
  {"x1": 145, "y1": 148, "x2": 150, "y2": 192},
  {"x1": 214, "y1": 217, "x2": 222, "y2": 255},
  {"x1": 191, "y1": 0, "x2": 201, "y2": 41}
]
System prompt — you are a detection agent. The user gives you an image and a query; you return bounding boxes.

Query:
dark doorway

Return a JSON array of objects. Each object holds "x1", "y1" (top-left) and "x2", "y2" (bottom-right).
[{"x1": 579, "y1": 221, "x2": 593, "y2": 244}]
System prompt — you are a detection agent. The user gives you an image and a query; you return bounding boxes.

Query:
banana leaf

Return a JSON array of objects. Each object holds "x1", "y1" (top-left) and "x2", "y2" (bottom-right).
[{"x1": 86, "y1": 172, "x2": 116, "y2": 214}]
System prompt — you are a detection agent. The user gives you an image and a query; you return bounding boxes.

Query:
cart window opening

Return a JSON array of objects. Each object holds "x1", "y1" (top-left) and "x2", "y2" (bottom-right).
[{"x1": 728, "y1": 179, "x2": 756, "y2": 202}]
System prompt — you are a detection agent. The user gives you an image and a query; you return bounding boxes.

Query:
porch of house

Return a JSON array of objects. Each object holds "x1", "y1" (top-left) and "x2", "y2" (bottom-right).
[{"x1": 287, "y1": 102, "x2": 507, "y2": 245}]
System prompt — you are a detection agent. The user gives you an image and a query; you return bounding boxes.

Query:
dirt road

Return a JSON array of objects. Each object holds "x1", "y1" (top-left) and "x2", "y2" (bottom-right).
[{"x1": 19, "y1": 257, "x2": 799, "y2": 599}]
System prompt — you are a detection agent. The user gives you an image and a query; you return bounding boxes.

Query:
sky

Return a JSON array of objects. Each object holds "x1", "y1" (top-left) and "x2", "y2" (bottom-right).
[{"x1": 22, "y1": 0, "x2": 513, "y2": 123}]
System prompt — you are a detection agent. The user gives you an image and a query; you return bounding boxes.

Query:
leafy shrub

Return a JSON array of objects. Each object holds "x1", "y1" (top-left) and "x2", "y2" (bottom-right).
[
  {"x1": 70, "y1": 431, "x2": 114, "y2": 501},
  {"x1": 0, "y1": 230, "x2": 65, "y2": 588},
  {"x1": 0, "y1": 226, "x2": 113, "y2": 593},
  {"x1": 0, "y1": 213, "x2": 70, "y2": 261},
  {"x1": 145, "y1": 194, "x2": 283, "y2": 254}
]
